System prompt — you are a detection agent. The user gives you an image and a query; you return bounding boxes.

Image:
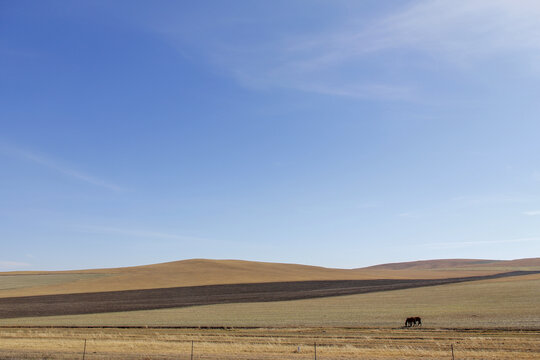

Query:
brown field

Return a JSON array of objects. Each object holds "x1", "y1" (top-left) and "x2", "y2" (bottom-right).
[
  {"x1": 0, "y1": 274, "x2": 104, "y2": 291},
  {"x1": 0, "y1": 327, "x2": 538, "y2": 360},
  {"x1": 0, "y1": 271, "x2": 537, "y2": 319},
  {"x1": 2, "y1": 272, "x2": 539, "y2": 328},
  {"x1": 2, "y1": 258, "x2": 539, "y2": 298},
  {"x1": 1, "y1": 259, "x2": 539, "y2": 359}
]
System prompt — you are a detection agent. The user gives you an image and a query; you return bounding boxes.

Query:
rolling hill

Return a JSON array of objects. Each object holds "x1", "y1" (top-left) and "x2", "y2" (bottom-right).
[
  {"x1": 364, "y1": 258, "x2": 540, "y2": 271},
  {"x1": 1, "y1": 257, "x2": 539, "y2": 298},
  {"x1": 0, "y1": 258, "x2": 539, "y2": 322}
]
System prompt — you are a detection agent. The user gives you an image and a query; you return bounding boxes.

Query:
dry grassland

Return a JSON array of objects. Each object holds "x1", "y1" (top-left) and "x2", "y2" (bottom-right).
[
  {"x1": 1, "y1": 260, "x2": 539, "y2": 359},
  {"x1": 0, "y1": 327, "x2": 538, "y2": 360},
  {"x1": 0, "y1": 274, "x2": 104, "y2": 291},
  {"x1": 3, "y1": 258, "x2": 538, "y2": 298},
  {"x1": 3, "y1": 274, "x2": 539, "y2": 328}
]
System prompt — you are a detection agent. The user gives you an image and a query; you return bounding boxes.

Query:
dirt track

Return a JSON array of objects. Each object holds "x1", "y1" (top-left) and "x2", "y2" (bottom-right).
[{"x1": 0, "y1": 271, "x2": 537, "y2": 319}]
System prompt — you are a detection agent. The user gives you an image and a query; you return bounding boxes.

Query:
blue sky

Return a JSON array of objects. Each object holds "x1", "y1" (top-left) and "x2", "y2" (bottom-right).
[{"x1": 1, "y1": 0, "x2": 539, "y2": 270}]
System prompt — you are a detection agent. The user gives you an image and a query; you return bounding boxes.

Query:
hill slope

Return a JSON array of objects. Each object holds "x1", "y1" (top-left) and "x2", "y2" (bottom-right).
[
  {"x1": 365, "y1": 258, "x2": 540, "y2": 271},
  {"x1": 1, "y1": 271, "x2": 537, "y2": 319},
  {"x1": 1, "y1": 258, "x2": 539, "y2": 298},
  {"x1": 364, "y1": 259, "x2": 500, "y2": 270}
]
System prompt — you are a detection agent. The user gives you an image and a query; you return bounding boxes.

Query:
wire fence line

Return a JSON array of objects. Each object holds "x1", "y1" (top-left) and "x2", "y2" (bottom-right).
[
  {"x1": 26, "y1": 339, "x2": 459, "y2": 360},
  {"x1": 0, "y1": 339, "x2": 465, "y2": 360},
  {"x1": 3, "y1": 327, "x2": 534, "y2": 360}
]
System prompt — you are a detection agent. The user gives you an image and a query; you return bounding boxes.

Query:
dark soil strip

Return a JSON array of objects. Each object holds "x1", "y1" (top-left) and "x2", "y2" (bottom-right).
[{"x1": 0, "y1": 271, "x2": 538, "y2": 319}]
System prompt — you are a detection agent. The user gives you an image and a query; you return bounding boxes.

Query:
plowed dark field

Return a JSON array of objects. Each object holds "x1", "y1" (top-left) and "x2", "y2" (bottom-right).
[{"x1": 0, "y1": 271, "x2": 537, "y2": 319}]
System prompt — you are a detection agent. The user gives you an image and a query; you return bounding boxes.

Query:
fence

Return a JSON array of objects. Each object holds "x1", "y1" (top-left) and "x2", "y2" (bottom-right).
[{"x1": 69, "y1": 339, "x2": 459, "y2": 360}]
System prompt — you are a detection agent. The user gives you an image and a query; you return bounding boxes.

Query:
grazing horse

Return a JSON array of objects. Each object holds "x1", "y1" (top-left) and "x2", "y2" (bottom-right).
[
  {"x1": 405, "y1": 317, "x2": 415, "y2": 327},
  {"x1": 405, "y1": 317, "x2": 421, "y2": 327}
]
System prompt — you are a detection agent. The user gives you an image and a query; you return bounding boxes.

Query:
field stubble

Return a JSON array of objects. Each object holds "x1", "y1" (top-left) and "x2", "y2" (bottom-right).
[
  {"x1": 3, "y1": 275, "x2": 539, "y2": 328},
  {"x1": 0, "y1": 327, "x2": 538, "y2": 360},
  {"x1": 1, "y1": 263, "x2": 539, "y2": 359}
]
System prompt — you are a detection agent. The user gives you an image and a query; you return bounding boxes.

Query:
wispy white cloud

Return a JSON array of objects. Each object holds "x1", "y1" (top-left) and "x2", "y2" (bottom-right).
[
  {"x1": 293, "y1": 0, "x2": 540, "y2": 71},
  {"x1": 451, "y1": 194, "x2": 531, "y2": 206},
  {"x1": 224, "y1": 39, "x2": 416, "y2": 101},
  {"x1": 355, "y1": 201, "x2": 381, "y2": 210},
  {"x1": 423, "y1": 237, "x2": 540, "y2": 249},
  {"x1": 0, "y1": 261, "x2": 31, "y2": 269},
  {"x1": 75, "y1": 225, "x2": 211, "y2": 242},
  {"x1": 357, "y1": 0, "x2": 540, "y2": 64},
  {"x1": 523, "y1": 210, "x2": 540, "y2": 216},
  {"x1": 291, "y1": 83, "x2": 416, "y2": 101},
  {"x1": 398, "y1": 212, "x2": 421, "y2": 219},
  {"x1": 2, "y1": 144, "x2": 125, "y2": 192},
  {"x1": 178, "y1": 0, "x2": 540, "y2": 99}
]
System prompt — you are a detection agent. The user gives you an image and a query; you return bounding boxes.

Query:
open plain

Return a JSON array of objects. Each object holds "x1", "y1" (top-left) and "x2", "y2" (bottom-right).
[
  {"x1": 1, "y1": 271, "x2": 537, "y2": 319},
  {"x1": 0, "y1": 327, "x2": 539, "y2": 360},
  {"x1": 6, "y1": 2, "x2": 540, "y2": 358},
  {"x1": 1, "y1": 258, "x2": 539, "y2": 359}
]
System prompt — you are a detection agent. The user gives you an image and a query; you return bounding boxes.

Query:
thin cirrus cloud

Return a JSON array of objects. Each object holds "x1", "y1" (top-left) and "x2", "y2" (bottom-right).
[
  {"x1": 398, "y1": 212, "x2": 421, "y2": 218},
  {"x1": 357, "y1": 0, "x2": 540, "y2": 61},
  {"x1": 0, "y1": 261, "x2": 31, "y2": 269},
  {"x1": 289, "y1": 82, "x2": 416, "y2": 102},
  {"x1": 302, "y1": 0, "x2": 540, "y2": 68},
  {"x1": 523, "y1": 211, "x2": 540, "y2": 216},
  {"x1": 451, "y1": 194, "x2": 531, "y2": 206},
  {"x1": 2, "y1": 144, "x2": 125, "y2": 192},
  {"x1": 423, "y1": 237, "x2": 540, "y2": 249},
  {"x1": 76, "y1": 225, "x2": 214, "y2": 243},
  {"x1": 214, "y1": 0, "x2": 540, "y2": 98}
]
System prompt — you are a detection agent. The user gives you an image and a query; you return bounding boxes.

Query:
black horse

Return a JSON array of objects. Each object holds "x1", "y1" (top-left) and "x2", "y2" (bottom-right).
[
  {"x1": 405, "y1": 316, "x2": 422, "y2": 327},
  {"x1": 405, "y1": 317, "x2": 415, "y2": 327}
]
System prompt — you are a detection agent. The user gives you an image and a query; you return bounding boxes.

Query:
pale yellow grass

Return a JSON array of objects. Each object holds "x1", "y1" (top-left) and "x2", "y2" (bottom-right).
[
  {"x1": 3, "y1": 258, "x2": 533, "y2": 298},
  {"x1": 0, "y1": 327, "x2": 538, "y2": 359},
  {"x1": 0, "y1": 274, "x2": 104, "y2": 291},
  {"x1": 3, "y1": 274, "x2": 539, "y2": 328}
]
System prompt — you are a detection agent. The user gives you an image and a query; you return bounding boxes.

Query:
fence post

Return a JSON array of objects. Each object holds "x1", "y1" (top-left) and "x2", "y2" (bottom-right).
[
  {"x1": 451, "y1": 344, "x2": 455, "y2": 360},
  {"x1": 314, "y1": 342, "x2": 317, "y2": 360},
  {"x1": 82, "y1": 339, "x2": 87, "y2": 360},
  {"x1": 191, "y1": 340, "x2": 194, "y2": 360}
]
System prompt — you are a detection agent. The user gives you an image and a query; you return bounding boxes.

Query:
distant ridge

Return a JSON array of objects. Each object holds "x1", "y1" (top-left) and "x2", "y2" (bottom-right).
[
  {"x1": 2, "y1": 270, "x2": 538, "y2": 319},
  {"x1": 364, "y1": 259, "x2": 501, "y2": 270},
  {"x1": 364, "y1": 258, "x2": 540, "y2": 270},
  {"x1": 1, "y1": 257, "x2": 539, "y2": 298}
]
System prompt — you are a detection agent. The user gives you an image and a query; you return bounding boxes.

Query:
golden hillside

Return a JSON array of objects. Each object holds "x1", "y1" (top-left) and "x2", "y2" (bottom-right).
[
  {"x1": 366, "y1": 258, "x2": 540, "y2": 271},
  {"x1": 1, "y1": 258, "x2": 538, "y2": 298}
]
